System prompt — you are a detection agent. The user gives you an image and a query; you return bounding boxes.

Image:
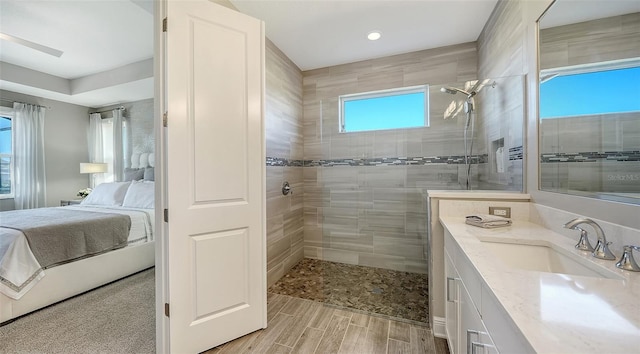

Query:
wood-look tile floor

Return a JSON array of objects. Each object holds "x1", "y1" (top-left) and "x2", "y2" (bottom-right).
[{"x1": 204, "y1": 293, "x2": 449, "y2": 354}]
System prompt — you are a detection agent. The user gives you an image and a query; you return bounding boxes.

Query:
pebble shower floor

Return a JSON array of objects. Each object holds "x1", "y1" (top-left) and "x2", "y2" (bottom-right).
[{"x1": 268, "y1": 258, "x2": 428, "y2": 324}]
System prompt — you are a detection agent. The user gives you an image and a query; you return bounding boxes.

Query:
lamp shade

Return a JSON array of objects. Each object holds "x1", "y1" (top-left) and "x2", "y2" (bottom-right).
[{"x1": 80, "y1": 162, "x2": 108, "y2": 174}]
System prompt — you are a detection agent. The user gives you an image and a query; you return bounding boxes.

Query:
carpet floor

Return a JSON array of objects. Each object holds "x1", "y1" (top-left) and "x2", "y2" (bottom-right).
[
  {"x1": 268, "y1": 259, "x2": 428, "y2": 324},
  {"x1": 0, "y1": 268, "x2": 155, "y2": 354}
]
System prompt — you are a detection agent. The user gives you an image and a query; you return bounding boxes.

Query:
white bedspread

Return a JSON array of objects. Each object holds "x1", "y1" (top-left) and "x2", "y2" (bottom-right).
[{"x1": 0, "y1": 205, "x2": 154, "y2": 300}]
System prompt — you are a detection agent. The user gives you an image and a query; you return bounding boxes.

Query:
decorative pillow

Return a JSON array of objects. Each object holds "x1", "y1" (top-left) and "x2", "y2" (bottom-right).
[
  {"x1": 143, "y1": 167, "x2": 154, "y2": 181},
  {"x1": 122, "y1": 181, "x2": 155, "y2": 209},
  {"x1": 148, "y1": 153, "x2": 155, "y2": 167},
  {"x1": 81, "y1": 182, "x2": 131, "y2": 206},
  {"x1": 124, "y1": 168, "x2": 144, "y2": 181}
]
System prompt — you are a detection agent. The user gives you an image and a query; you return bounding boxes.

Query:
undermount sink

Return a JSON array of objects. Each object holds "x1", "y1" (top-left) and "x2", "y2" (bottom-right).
[{"x1": 479, "y1": 239, "x2": 622, "y2": 279}]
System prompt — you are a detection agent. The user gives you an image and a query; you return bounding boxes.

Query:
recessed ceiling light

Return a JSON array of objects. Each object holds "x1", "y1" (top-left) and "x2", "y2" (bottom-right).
[{"x1": 367, "y1": 31, "x2": 382, "y2": 41}]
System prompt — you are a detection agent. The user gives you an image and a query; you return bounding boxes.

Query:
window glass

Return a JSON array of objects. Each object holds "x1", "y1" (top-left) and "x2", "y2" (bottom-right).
[
  {"x1": 540, "y1": 66, "x2": 640, "y2": 118},
  {"x1": 0, "y1": 116, "x2": 13, "y2": 196},
  {"x1": 340, "y1": 86, "x2": 429, "y2": 133}
]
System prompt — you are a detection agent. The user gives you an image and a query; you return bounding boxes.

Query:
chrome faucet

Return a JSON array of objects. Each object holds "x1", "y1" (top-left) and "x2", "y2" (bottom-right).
[
  {"x1": 572, "y1": 226, "x2": 594, "y2": 252},
  {"x1": 564, "y1": 218, "x2": 616, "y2": 260},
  {"x1": 616, "y1": 246, "x2": 640, "y2": 272}
]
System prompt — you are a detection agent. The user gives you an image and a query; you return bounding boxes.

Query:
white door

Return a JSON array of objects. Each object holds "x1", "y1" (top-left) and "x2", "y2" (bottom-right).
[{"x1": 164, "y1": 1, "x2": 266, "y2": 352}]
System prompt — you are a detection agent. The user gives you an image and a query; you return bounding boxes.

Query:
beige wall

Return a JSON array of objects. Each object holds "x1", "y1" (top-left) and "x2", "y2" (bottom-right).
[
  {"x1": 0, "y1": 89, "x2": 90, "y2": 210},
  {"x1": 265, "y1": 40, "x2": 305, "y2": 288}
]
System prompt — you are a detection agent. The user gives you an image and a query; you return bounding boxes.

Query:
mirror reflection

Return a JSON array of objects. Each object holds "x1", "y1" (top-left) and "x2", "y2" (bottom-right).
[{"x1": 538, "y1": 1, "x2": 640, "y2": 204}]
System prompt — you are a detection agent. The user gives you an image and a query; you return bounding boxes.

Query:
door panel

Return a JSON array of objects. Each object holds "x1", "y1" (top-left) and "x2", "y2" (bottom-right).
[{"x1": 165, "y1": 0, "x2": 265, "y2": 352}]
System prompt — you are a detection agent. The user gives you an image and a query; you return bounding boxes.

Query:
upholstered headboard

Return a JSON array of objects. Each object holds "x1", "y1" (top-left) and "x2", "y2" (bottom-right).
[
  {"x1": 131, "y1": 152, "x2": 155, "y2": 169},
  {"x1": 125, "y1": 152, "x2": 155, "y2": 181}
]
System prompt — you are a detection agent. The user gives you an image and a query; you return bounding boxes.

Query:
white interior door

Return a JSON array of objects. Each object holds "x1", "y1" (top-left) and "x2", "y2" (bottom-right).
[{"x1": 164, "y1": 1, "x2": 266, "y2": 352}]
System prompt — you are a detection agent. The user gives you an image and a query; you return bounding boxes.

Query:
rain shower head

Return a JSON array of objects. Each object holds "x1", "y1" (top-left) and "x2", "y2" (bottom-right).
[{"x1": 440, "y1": 86, "x2": 474, "y2": 98}]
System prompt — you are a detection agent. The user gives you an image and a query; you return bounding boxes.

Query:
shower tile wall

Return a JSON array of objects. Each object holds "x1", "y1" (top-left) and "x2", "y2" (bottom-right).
[
  {"x1": 265, "y1": 40, "x2": 305, "y2": 287},
  {"x1": 302, "y1": 43, "x2": 479, "y2": 273},
  {"x1": 476, "y1": 0, "x2": 526, "y2": 191},
  {"x1": 539, "y1": 12, "x2": 640, "y2": 71}
]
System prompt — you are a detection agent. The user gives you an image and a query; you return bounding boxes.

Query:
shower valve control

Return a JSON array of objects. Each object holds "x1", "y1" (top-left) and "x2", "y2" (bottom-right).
[{"x1": 282, "y1": 181, "x2": 292, "y2": 196}]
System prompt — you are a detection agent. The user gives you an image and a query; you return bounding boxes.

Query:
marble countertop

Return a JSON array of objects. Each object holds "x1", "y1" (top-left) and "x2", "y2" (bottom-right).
[{"x1": 440, "y1": 216, "x2": 640, "y2": 353}]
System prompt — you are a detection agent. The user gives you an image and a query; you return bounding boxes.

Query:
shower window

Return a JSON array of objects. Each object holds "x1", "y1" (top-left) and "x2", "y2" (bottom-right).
[
  {"x1": 540, "y1": 60, "x2": 640, "y2": 119},
  {"x1": 339, "y1": 85, "x2": 429, "y2": 133}
]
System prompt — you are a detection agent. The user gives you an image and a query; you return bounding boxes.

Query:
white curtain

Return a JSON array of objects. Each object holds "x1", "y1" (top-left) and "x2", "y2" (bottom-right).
[
  {"x1": 88, "y1": 113, "x2": 105, "y2": 186},
  {"x1": 13, "y1": 103, "x2": 46, "y2": 209},
  {"x1": 112, "y1": 109, "x2": 124, "y2": 181}
]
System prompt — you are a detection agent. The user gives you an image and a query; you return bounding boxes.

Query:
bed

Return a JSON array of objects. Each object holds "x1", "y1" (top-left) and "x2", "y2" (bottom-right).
[{"x1": 0, "y1": 180, "x2": 156, "y2": 324}]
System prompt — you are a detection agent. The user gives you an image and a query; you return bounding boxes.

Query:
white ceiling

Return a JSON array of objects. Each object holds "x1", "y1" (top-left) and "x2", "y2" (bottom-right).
[
  {"x1": 539, "y1": 0, "x2": 640, "y2": 29},
  {"x1": 1, "y1": 0, "x2": 635, "y2": 108},
  {"x1": 230, "y1": 0, "x2": 499, "y2": 71},
  {"x1": 0, "y1": 0, "x2": 154, "y2": 108}
]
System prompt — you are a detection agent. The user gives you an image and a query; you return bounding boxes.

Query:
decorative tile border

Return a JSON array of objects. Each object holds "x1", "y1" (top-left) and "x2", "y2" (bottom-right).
[
  {"x1": 266, "y1": 147, "x2": 526, "y2": 168},
  {"x1": 509, "y1": 146, "x2": 523, "y2": 161},
  {"x1": 266, "y1": 154, "x2": 495, "y2": 167},
  {"x1": 266, "y1": 146, "x2": 523, "y2": 167},
  {"x1": 266, "y1": 157, "x2": 304, "y2": 167},
  {"x1": 303, "y1": 155, "x2": 489, "y2": 167},
  {"x1": 540, "y1": 151, "x2": 640, "y2": 163}
]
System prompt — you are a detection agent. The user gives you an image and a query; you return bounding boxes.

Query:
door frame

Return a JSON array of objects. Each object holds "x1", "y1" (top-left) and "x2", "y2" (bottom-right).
[{"x1": 154, "y1": 0, "x2": 168, "y2": 352}]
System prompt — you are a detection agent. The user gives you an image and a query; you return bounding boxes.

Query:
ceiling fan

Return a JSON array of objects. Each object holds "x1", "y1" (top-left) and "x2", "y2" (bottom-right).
[{"x1": 0, "y1": 32, "x2": 64, "y2": 57}]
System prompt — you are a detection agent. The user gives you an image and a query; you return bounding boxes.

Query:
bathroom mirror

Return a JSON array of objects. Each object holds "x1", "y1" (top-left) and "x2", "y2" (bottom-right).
[{"x1": 538, "y1": 0, "x2": 640, "y2": 204}]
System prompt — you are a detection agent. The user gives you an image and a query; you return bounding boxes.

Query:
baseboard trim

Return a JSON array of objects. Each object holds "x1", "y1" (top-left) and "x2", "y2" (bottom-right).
[{"x1": 432, "y1": 316, "x2": 447, "y2": 338}]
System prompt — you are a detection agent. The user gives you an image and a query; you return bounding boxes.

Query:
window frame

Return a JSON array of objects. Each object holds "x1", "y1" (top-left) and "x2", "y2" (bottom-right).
[
  {"x1": 0, "y1": 107, "x2": 15, "y2": 199},
  {"x1": 338, "y1": 85, "x2": 430, "y2": 133}
]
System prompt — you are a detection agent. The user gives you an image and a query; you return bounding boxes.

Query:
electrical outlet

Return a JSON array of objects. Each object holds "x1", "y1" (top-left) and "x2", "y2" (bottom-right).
[{"x1": 489, "y1": 206, "x2": 511, "y2": 218}]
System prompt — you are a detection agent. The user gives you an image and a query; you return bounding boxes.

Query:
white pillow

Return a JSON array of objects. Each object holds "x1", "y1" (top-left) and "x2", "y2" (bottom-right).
[
  {"x1": 81, "y1": 182, "x2": 131, "y2": 206},
  {"x1": 148, "y1": 153, "x2": 155, "y2": 167},
  {"x1": 122, "y1": 181, "x2": 155, "y2": 209}
]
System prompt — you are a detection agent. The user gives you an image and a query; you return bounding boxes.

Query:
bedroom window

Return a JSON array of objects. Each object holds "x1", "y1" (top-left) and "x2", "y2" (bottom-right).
[
  {"x1": 339, "y1": 85, "x2": 429, "y2": 133},
  {"x1": 0, "y1": 114, "x2": 14, "y2": 198},
  {"x1": 100, "y1": 118, "x2": 115, "y2": 184}
]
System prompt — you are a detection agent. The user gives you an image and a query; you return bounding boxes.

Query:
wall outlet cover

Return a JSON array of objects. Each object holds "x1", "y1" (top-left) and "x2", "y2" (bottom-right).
[{"x1": 489, "y1": 206, "x2": 511, "y2": 218}]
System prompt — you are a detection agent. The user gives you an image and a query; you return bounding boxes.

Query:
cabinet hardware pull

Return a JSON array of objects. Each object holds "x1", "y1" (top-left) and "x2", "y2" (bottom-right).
[{"x1": 446, "y1": 277, "x2": 455, "y2": 302}]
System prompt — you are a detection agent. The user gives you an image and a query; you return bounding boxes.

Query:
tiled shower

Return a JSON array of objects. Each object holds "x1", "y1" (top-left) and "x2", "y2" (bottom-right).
[{"x1": 265, "y1": 35, "x2": 524, "y2": 323}]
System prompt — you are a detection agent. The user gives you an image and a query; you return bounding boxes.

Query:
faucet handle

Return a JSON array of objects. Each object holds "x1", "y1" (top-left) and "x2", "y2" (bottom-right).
[
  {"x1": 593, "y1": 239, "x2": 616, "y2": 260},
  {"x1": 616, "y1": 245, "x2": 640, "y2": 272},
  {"x1": 573, "y1": 227, "x2": 594, "y2": 252}
]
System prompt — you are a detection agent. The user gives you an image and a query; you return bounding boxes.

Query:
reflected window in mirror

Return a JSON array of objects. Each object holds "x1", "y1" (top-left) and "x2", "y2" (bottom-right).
[{"x1": 540, "y1": 63, "x2": 640, "y2": 118}]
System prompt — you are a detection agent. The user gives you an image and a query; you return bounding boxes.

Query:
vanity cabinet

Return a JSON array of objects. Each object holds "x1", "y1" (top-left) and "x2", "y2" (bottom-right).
[
  {"x1": 445, "y1": 244, "x2": 496, "y2": 354},
  {"x1": 445, "y1": 230, "x2": 532, "y2": 354}
]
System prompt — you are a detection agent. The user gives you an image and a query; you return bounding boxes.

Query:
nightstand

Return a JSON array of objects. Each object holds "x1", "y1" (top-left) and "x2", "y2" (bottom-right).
[{"x1": 60, "y1": 199, "x2": 83, "y2": 206}]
